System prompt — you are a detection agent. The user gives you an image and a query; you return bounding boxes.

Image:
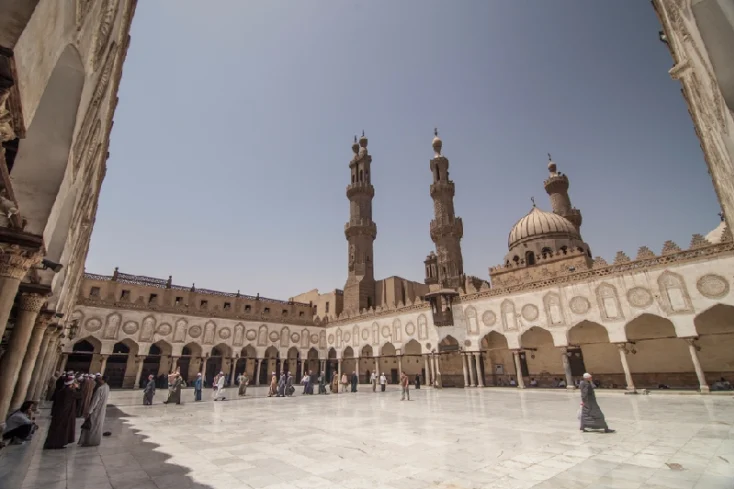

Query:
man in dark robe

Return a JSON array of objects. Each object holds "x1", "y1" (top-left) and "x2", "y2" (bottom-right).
[
  {"x1": 285, "y1": 372, "x2": 294, "y2": 396},
  {"x1": 318, "y1": 371, "x2": 327, "y2": 394},
  {"x1": 306, "y1": 370, "x2": 315, "y2": 394},
  {"x1": 579, "y1": 373, "x2": 614, "y2": 433},
  {"x1": 414, "y1": 374, "x2": 421, "y2": 389},
  {"x1": 351, "y1": 371, "x2": 358, "y2": 392},
  {"x1": 44, "y1": 375, "x2": 80, "y2": 449},
  {"x1": 79, "y1": 375, "x2": 95, "y2": 417},
  {"x1": 277, "y1": 373, "x2": 286, "y2": 397},
  {"x1": 164, "y1": 374, "x2": 183, "y2": 404},
  {"x1": 51, "y1": 371, "x2": 66, "y2": 401},
  {"x1": 143, "y1": 374, "x2": 156, "y2": 405}
]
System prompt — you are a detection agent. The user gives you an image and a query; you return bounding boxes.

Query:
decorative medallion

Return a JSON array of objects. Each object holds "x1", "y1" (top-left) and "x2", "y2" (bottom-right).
[
  {"x1": 291, "y1": 333, "x2": 300, "y2": 343},
  {"x1": 464, "y1": 340, "x2": 471, "y2": 347},
  {"x1": 425, "y1": 343, "x2": 432, "y2": 350},
  {"x1": 188, "y1": 325, "x2": 202, "y2": 338},
  {"x1": 521, "y1": 304, "x2": 539, "y2": 321},
  {"x1": 328, "y1": 334, "x2": 335, "y2": 344},
  {"x1": 381, "y1": 326, "x2": 391, "y2": 338},
  {"x1": 310, "y1": 334, "x2": 319, "y2": 345},
  {"x1": 122, "y1": 321, "x2": 139, "y2": 335},
  {"x1": 269, "y1": 331, "x2": 280, "y2": 342},
  {"x1": 569, "y1": 296, "x2": 590, "y2": 315},
  {"x1": 156, "y1": 323, "x2": 172, "y2": 336},
  {"x1": 361, "y1": 329, "x2": 370, "y2": 341},
  {"x1": 85, "y1": 318, "x2": 102, "y2": 332},
  {"x1": 219, "y1": 327, "x2": 231, "y2": 340},
  {"x1": 697, "y1": 274, "x2": 730, "y2": 299},
  {"x1": 344, "y1": 332, "x2": 351, "y2": 343},
  {"x1": 627, "y1": 287, "x2": 653, "y2": 308},
  {"x1": 405, "y1": 322, "x2": 416, "y2": 335},
  {"x1": 482, "y1": 310, "x2": 496, "y2": 327},
  {"x1": 245, "y1": 329, "x2": 257, "y2": 341}
]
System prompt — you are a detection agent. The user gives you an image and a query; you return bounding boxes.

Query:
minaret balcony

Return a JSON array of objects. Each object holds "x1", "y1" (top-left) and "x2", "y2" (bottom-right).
[
  {"x1": 430, "y1": 217, "x2": 463, "y2": 241},
  {"x1": 543, "y1": 174, "x2": 569, "y2": 192},
  {"x1": 561, "y1": 208, "x2": 583, "y2": 228},
  {"x1": 346, "y1": 182, "x2": 375, "y2": 199},
  {"x1": 429, "y1": 181, "x2": 455, "y2": 198},
  {"x1": 344, "y1": 219, "x2": 377, "y2": 239}
]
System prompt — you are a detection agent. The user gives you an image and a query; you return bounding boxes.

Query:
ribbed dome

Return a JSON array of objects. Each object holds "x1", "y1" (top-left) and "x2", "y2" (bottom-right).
[
  {"x1": 508, "y1": 207, "x2": 580, "y2": 248},
  {"x1": 705, "y1": 220, "x2": 727, "y2": 244}
]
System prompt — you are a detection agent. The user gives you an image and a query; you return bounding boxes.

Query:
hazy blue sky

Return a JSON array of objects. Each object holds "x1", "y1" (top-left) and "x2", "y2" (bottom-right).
[{"x1": 86, "y1": 1, "x2": 721, "y2": 300}]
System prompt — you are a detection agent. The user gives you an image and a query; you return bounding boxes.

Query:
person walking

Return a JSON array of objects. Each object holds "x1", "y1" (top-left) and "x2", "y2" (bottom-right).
[
  {"x1": 78, "y1": 376, "x2": 110, "y2": 447},
  {"x1": 331, "y1": 371, "x2": 339, "y2": 394},
  {"x1": 194, "y1": 373, "x2": 203, "y2": 401},
  {"x1": 370, "y1": 371, "x2": 377, "y2": 392},
  {"x1": 379, "y1": 373, "x2": 387, "y2": 392},
  {"x1": 237, "y1": 372, "x2": 249, "y2": 397},
  {"x1": 214, "y1": 371, "x2": 227, "y2": 401},
  {"x1": 318, "y1": 371, "x2": 328, "y2": 394},
  {"x1": 143, "y1": 374, "x2": 155, "y2": 405},
  {"x1": 579, "y1": 373, "x2": 614, "y2": 433},
  {"x1": 350, "y1": 371, "x2": 358, "y2": 393},
  {"x1": 340, "y1": 373, "x2": 349, "y2": 393},
  {"x1": 44, "y1": 374, "x2": 80, "y2": 450},
  {"x1": 400, "y1": 371, "x2": 410, "y2": 401},
  {"x1": 414, "y1": 373, "x2": 421, "y2": 389}
]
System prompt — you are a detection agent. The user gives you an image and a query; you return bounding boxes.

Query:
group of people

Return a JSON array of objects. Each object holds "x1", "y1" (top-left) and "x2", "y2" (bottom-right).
[{"x1": 43, "y1": 371, "x2": 110, "y2": 449}]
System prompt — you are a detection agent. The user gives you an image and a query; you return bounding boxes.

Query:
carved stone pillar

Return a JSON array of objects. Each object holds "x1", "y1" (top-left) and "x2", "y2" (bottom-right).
[
  {"x1": 433, "y1": 353, "x2": 442, "y2": 388},
  {"x1": 461, "y1": 353, "x2": 470, "y2": 387},
  {"x1": 58, "y1": 353, "x2": 69, "y2": 372},
  {"x1": 10, "y1": 312, "x2": 53, "y2": 409},
  {"x1": 424, "y1": 355, "x2": 432, "y2": 386},
  {"x1": 27, "y1": 323, "x2": 55, "y2": 402},
  {"x1": 99, "y1": 354, "x2": 109, "y2": 376},
  {"x1": 468, "y1": 353, "x2": 478, "y2": 387},
  {"x1": 0, "y1": 247, "x2": 43, "y2": 340},
  {"x1": 0, "y1": 293, "x2": 46, "y2": 421},
  {"x1": 374, "y1": 356, "x2": 380, "y2": 377},
  {"x1": 685, "y1": 338, "x2": 710, "y2": 393},
  {"x1": 254, "y1": 358, "x2": 260, "y2": 386},
  {"x1": 512, "y1": 350, "x2": 525, "y2": 389},
  {"x1": 337, "y1": 359, "x2": 343, "y2": 381},
  {"x1": 31, "y1": 327, "x2": 61, "y2": 401},
  {"x1": 355, "y1": 357, "x2": 360, "y2": 381},
  {"x1": 397, "y1": 355, "x2": 403, "y2": 374},
  {"x1": 474, "y1": 352, "x2": 484, "y2": 387},
  {"x1": 133, "y1": 356, "x2": 145, "y2": 389},
  {"x1": 200, "y1": 356, "x2": 208, "y2": 385},
  {"x1": 616, "y1": 344, "x2": 635, "y2": 391},
  {"x1": 560, "y1": 347, "x2": 574, "y2": 389}
]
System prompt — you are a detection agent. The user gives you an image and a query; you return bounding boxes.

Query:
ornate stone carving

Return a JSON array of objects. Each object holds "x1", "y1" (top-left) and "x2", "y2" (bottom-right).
[
  {"x1": 319, "y1": 330, "x2": 326, "y2": 349},
  {"x1": 543, "y1": 292, "x2": 565, "y2": 326},
  {"x1": 613, "y1": 251, "x2": 630, "y2": 264},
  {"x1": 596, "y1": 283, "x2": 624, "y2": 321},
  {"x1": 188, "y1": 325, "x2": 202, "y2": 338},
  {"x1": 218, "y1": 327, "x2": 231, "y2": 340},
  {"x1": 381, "y1": 325, "x2": 391, "y2": 339},
  {"x1": 361, "y1": 328, "x2": 370, "y2": 341},
  {"x1": 464, "y1": 307, "x2": 479, "y2": 335},
  {"x1": 418, "y1": 315, "x2": 428, "y2": 340},
  {"x1": 156, "y1": 323, "x2": 172, "y2": 336},
  {"x1": 122, "y1": 321, "x2": 138, "y2": 335},
  {"x1": 0, "y1": 245, "x2": 44, "y2": 280},
  {"x1": 233, "y1": 324, "x2": 245, "y2": 346},
  {"x1": 291, "y1": 333, "x2": 300, "y2": 344},
  {"x1": 269, "y1": 330, "x2": 279, "y2": 343},
  {"x1": 501, "y1": 300, "x2": 518, "y2": 331},
  {"x1": 76, "y1": 0, "x2": 94, "y2": 27},
  {"x1": 85, "y1": 318, "x2": 102, "y2": 332},
  {"x1": 280, "y1": 327, "x2": 290, "y2": 347},
  {"x1": 521, "y1": 304, "x2": 539, "y2": 322},
  {"x1": 689, "y1": 234, "x2": 710, "y2": 249},
  {"x1": 657, "y1": 270, "x2": 693, "y2": 314},
  {"x1": 344, "y1": 332, "x2": 351, "y2": 343},
  {"x1": 627, "y1": 287, "x2": 653, "y2": 308},
  {"x1": 257, "y1": 325, "x2": 267, "y2": 346},
  {"x1": 335, "y1": 328, "x2": 342, "y2": 348},
  {"x1": 328, "y1": 334, "x2": 335, "y2": 345},
  {"x1": 569, "y1": 296, "x2": 590, "y2": 315},
  {"x1": 393, "y1": 319, "x2": 402, "y2": 342},
  {"x1": 592, "y1": 257, "x2": 609, "y2": 269},
  {"x1": 245, "y1": 329, "x2": 256, "y2": 341},
  {"x1": 102, "y1": 313, "x2": 121, "y2": 339},
  {"x1": 635, "y1": 246, "x2": 656, "y2": 260},
  {"x1": 203, "y1": 321, "x2": 216, "y2": 345},
  {"x1": 661, "y1": 240, "x2": 682, "y2": 255},
  {"x1": 310, "y1": 334, "x2": 319, "y2": 345},
  {"x1": 93, "y1": 0, "x2": 120, "y2": 69},
  {"x1": 696, "y1": 274, "x2": 729, "y2": 299},
  {"x1": 139, "y1": 316, "x2": 156, "y2": 342},
  {"x1": 405, "y1": 322, "x2": 416, "y2": 336},
  {"x1": 481, "y1": 310, "x2": 496, "y2": 327},
  {"x1": 173, "y1": 319, "x2": 187, "y2": 343}
]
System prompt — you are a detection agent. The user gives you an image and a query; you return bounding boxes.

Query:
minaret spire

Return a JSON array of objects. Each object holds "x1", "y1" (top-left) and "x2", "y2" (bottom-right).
[{"x1": 544, "y1": 155, "x2": 582, "y2": 230}]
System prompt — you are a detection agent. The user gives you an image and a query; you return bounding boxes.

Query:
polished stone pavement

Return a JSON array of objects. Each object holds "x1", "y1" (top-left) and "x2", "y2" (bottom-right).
[{"x1": 10, "y1": 386, "x2": 734, "y2": 489}]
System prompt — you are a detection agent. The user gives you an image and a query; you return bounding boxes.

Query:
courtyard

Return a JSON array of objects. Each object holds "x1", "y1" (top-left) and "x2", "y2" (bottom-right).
[{"x1": 7, "y1": 387, "x2": 734, "y2": 489}]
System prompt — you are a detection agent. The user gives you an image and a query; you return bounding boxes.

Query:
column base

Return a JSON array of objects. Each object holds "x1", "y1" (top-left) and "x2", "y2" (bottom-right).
[
  {"x1": 699, "y1": 385, "x2": 710, "y2": 394},
  {"x1": 565, "y1": 385, "x2": 575, "y2": 390}
]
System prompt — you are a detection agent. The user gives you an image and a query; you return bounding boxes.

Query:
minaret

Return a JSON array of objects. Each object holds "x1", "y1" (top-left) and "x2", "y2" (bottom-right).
[
  {"x1": 544, "y1": 154, "x2": 582, "y2": 231},
  {"x1": 428, "y1": 129, "x2": 464, "y2": 289},
  {"x1": 343, "y1": 132, "x2": 377, "y2": 313}
]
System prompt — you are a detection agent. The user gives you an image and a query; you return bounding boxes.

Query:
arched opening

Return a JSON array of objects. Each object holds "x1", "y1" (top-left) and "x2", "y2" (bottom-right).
[
  {"x1": 107, "y1": 339, "x2": 139, "y2": 389},
  {"x1": 519, "y1": 327, "x2": 559, "y2": 387},
  {"x1": 143, "y1": 340, "x2": 172, "y2": 388},
  {"x1": 286, "y1": 346, "x2": 300, "y2": 379},
  {"x1": 66, "y1": 337, "x2": 100, "y2": 373},
  {"x1": 481, "y1": 331, "x2": 513, "y2": 386},
  {"x1": 342, "y1": 346, "x2": 355, "y2": 379},
  {"x1": 567, "y1": 321, "x2": 620, "y2": 388},
  {"x1": 437, "y1": 336, "x2": 462, "y2": 387},
  {"x1": 694, "y1": 304, "x2": 734, "y2": 388},
  {"x1": 12, "y1": 45, "x2": 86, "y2": 238},
  {"x1": 326, "y1": 347, "x2": 337, "y2": 381},
  {"x1": 360, "y1": 344, "x2": 374, "y2": 383},
  {"x1": 179, "y1": 342, "x2": 202, "y2": 383},
  {"x1": 306, "y1": 347, "x2": 319, "y2": 379},
  {"x1": 237, "y1": 345, "x2": 257, "y2": 380},
  {"x1": 207, "y1": 344, "x2": 232, "y2": 387},
  {"x1": 525, "y1": 251, "x2": 536, "y2": 266},
  {"x1": 402, "y1": 339, "x2": 423, "y2": 385},
  {"x1": 625, "y1": 314, "x2": 691, "y2": 388},
  {"x1": 260, "y1": 346, "x2": 279, "y2": 386},
  {"x1": 380, "y1": 343, "x2": 398, "y2": 384}
]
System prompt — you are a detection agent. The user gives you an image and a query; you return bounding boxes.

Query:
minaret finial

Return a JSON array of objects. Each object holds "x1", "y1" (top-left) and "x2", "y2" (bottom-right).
[
  {"x1": 434, "y1": 127, "x2": 438, "y2": 137},
  {"x1": 354, "y1": 135, "x2": 357, "y2": 143},
  {"x1": 362, "y1": 130, "x2": 365, "y2": 137},
  {"x1": 548, "y1": 153, "x2": 552, "y2": 161},
  {"x1": 531, "y1": 196, "x2": 536, "y2": 207}
]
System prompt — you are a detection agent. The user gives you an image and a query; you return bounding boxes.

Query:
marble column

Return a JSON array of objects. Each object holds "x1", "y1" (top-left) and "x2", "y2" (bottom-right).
[
  {"x1": 0, "y1": 293, "x2": 46, "y2": 421},
  {"x1": 374, "y1": 356, "x2": 380, "y2": 377},
  {"x1": 512, "y1": 351, "x2": 525, "y2": 389},
  {"x1": 99, "y1": 355, "x2": 109, "y2": 376},
  {"x1": 685, "y1": 338, "x2": 710, "y2": 393},
  {"x1": 433, "y1": 353, "x2": 442, "y2": 388},
  {"x1": 230, "y1": 357, "x2": 237, "y2": 381},
  {"x1": 26, "y1": 324, "x2": 55, "y2": 403},
  {"x1": 337, "y1": 359, "x2": 343, "y2": 381},
  {"x1": 254, "y1": 358, "x2": 260, "y2": 386},
  {"x1": 0, "y1": 247, "x2": 43, "y2": 341},
  {"x1": 474, "y1": 352, "x2": 484, "y2": 387},
  {"x1": 424, "y1": 355, "x2": 432, "y2": 386},
  {"x1": 616, "y1": 344, "x2": 635, "y2": 391},
  {"x1": 397, "y1": 355, "x2": 403, "y2": 374},
  {"x1": 461, "y1": 353, "x2": 470, "y2": 387},
  {"x1": 11, "y1": 312, "x2": 53, "y2": 408},
  {"x1": 58, "y1": 353, "x2": 69, "y2": 373},
  {"x1": 31, "y1": 328, "x2": 61, "y2": 401},
  {"x1": 560, "y1": 348, "x2": 574, "y2": 389},
  {"x1": 468, "y1": 353, "x2": 477, "y2": 387},
  {"x1": 355, "y1": 357, "x2": 360, "y2": 381},
  {"x1": 134, "y1": 356, "x2": 145, "y2": 389}
]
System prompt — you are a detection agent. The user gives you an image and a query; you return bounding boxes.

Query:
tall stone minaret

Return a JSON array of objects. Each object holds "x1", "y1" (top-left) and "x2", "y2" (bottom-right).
[
  {"x1": 428, "y1": 129, "x2": 464, "y2": 289},
  {"x1": 343, "y1": 133, "x2": 376, "y2": 313},
  {"x1": 544, "y1": 154, "x2": 582, "y2": 231}
]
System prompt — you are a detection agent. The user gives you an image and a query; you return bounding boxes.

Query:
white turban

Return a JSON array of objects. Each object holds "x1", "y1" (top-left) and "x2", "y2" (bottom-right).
[{"x1": 583, "y1": 373, "x2": 592, "y2": 379}]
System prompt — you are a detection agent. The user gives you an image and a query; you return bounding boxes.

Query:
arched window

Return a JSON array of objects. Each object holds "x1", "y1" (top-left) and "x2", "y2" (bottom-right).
[
  {"x1": 541, "y1": 247, "x2": 552, "y2": 258},
  {"x1": 512, "y1": 255, "x2": 520, "y2": 264},
  {"x1": 560, "y1": 246, "x2": 568, "y2": 255},
  {"x1": 351, "y1": 174, "x2": 355, "y2": 184},
  {"x1": 435, "y1": 167, "x2": 440, "y2": 181},
  {"x1": 525, "y1": 251, "x2": 535, "y2": 266}
]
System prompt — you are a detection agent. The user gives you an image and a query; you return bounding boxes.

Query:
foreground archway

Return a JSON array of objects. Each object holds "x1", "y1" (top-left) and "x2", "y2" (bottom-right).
[
  {"x1": 519, "y1": 327, "x2": 559, "y2": 387},
  {"x1": 568, "y1": 321, "x2": 622, "y2": 388},
  {"x1": 481, "y1": 331, "x2": 513, "y2": 386},
  {"x1": 695, "y1": 304, "x2": 734, "y2": 388},
  {"x1": 66, "y1": 337, "x2": 101, "y2": 373},
  {"x1": 107, "y1": 339, "x2": 139, "y2": 389},
  {"x1": 625, "y1": 314, "x2": 691, "y2": 388},
  {"x1": 180, "y1": 343, "x2": 203, "y2": 383},
  {"x1": 437, "y1": 336, "x2": 462, "y2": 387}
]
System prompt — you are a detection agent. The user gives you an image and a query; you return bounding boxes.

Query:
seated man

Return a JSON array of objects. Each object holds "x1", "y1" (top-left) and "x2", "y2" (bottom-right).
[
  {"x1": 558, "y1": 378, "x2": 567, "y2": 388},
  {"x1": 3, "y1": 402, "x2": 37, "y2": 445},
  {"x1": 529, "y1": 378, "x2": 538, "y2": 387}
]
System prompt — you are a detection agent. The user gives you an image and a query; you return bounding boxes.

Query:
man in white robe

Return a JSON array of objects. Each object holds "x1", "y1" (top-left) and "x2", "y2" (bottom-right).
[
  {"x1": 78, "y1": 376, "x2": 110, "y2": 447},
  {"x1": 213, "y1": 371, "x2": 226, "y2": 401}
]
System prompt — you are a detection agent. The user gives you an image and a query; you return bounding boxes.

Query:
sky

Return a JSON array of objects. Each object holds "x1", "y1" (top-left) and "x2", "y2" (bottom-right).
[{"x1": 86, "y1": 1, "x2": 722, "y2": 300}]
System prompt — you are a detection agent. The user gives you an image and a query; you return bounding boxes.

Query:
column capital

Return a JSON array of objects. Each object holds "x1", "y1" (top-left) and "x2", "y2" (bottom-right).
[
  {"x1": 683, "y1": 337, "x2": 700, "y2": 347},
  {"x1": 98, "y1": 354, "x2": 108, "y2": 360},
  {"x1": 615, "y1": 342, "x2": 629, "y2": 352},
  {"x1": 34, "y1": 311, "x2": 55, "y2": 330},
  {"x1": 19, "y1": 292, "x2": 47, "y2": 312},
  {"x1": 0, "y1": 245, "x2": 43, "y2": 279}
]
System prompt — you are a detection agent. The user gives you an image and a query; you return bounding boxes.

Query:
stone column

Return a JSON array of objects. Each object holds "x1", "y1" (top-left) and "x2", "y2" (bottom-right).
[
  {"x1": 99, "y1": 355, "x2": 109, "y2": 376},
  {"x1": 26, "y1": 323, "x2": 55, "y2": 402},
  {"x1": 461, "y1": 353, "x2": 470, "y2": 387},
  {"x1": 560, "y1": 348, "x2": 574, "y2": 389},
  {"x1": 200, "y1": 356, "x2": 208, "y2": 384},
  {"x1": 171, "y1": 356, "x2": 180, "y2": 371},
  {"x1": 133, "y1": 356, "x2": 145, "y2": 389},
  {"x1": 254, "y1": 358, "x2": 261, "y2": 386},
  {"x1": 474, "y1": 352, "x2": 485, "y2": 387},
  {"x1": 512, "y1": 351, "x2": 525, "y2": 389},
  {"x1": 280, "y1": 358, "x2": 286, "y2": 375},
  {"x1": 10, "y1": 312, "x2": 53, "y2": 409},
  {"x1": 230, "y1": 357, "x2": 237, "y2": 381},
  {"x1": 685, "y1": 338, "x2": 710, "y2": 393},
  {"x1": 616, "y1": 344, "x2": 635, "y2": 392},
  {"x1": 0, "y1": 292, "x2": 46, "y2": 420},
  {"x1": 374, "y1": 356, "x2": 380, "y2": 377},
  {"x1": 424, "y1": 355, "x2": 432, "y2": 386},
  {"x1": 433, "y1": 353, "x2": 442, "y2": 388},
  {"x1": 31, "y1": 328, "x2": 61, "y2": 401},
  {"x1": 468, "y1": 353, "x2": 478, "y2": 387},
  {"x1": 337, "y1": 359, "x2": 343, "y2": 381},
  {"x1": 397, "y1": 355, "x2": 403, "y2": 374},
  {"x1": 0, "y1": 247, "x2": 43, "y2": 341},
  {"x1": 320, "y1": 360, "x2": 326, "y2": 372},
  {"x1": 58, "y1": 353, "x2": 69, "y2": 373},
  {"x1": 355, "y1": 357, "x2": 360, "y2": 381}
]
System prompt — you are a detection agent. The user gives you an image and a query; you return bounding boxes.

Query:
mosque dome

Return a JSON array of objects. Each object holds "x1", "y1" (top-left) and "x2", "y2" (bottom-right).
[
  {"x1": 705, "y1": 219, "x2": 728, "y2": 244},
  {"x1": 508, "y1": 206, "x2": 580, "y2": 249}
]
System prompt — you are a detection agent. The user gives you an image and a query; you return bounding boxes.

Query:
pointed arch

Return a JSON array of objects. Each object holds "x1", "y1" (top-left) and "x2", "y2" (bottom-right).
[
  {"x1": 139, "y1": 315, "x2": 156, "y2": 342},
  {"x1": 501, "y1": 300, "x2": 518, "y2": 331},
  {"x1": 465, "y1": 306, "x2": 478, "y2": 335},
  {"x1": 372, "y1": 322, "x2": 379, "y2": 344},
  {"x1": 103, "y1": 312, "x2": 121, "y2": 340},
  {"x1": 172, "y1": 318, "x2": 187, "y2": 343},
  {"x1": 392, "y1": 318, "x2": 403, "y2": 343},
  {"x1": 281, "y1": 326, "x2": 290, "y2": 347},
  {"x1": 417, "y1": 314, "x2": 428, "y2": 340},
  {"x1": 404, "y1": 339, "x2": 421, "y2": 355},
  {"x1": 203, "y1": 321, "x2": 217, "y2": 345},
  {"x1": 181, "y1": 342, "x2": 202, "y2": 357},
  {"x1": 543, "y1": 291, "x2": 565, "y2": 326},
  {"x1": 149, "y1": 339, "x2": 172, "y2": 356},
  {"x1": 596, "y1": 282, "x2": 623, "y2": 321},
  {"x1": 352, "y1": 325, "x2": 360, "y2": 346},
  {"x1": 657, "y1": 270, "x2": 693, "y2": 314},
  {"x1": 257, "y1": 324, "x2": 268, "y2": 346},
  {"x1": 233, "y1": 323, "x2": 245, "y2": 346},
  {"x1": 361, "y1": 344, "x2": 373, "y2": 357}
]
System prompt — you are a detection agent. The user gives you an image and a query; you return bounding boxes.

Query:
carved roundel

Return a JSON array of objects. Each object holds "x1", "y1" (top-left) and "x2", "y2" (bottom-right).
[
  {"x1": 85, "y1": 318, "x2": 102, "y2": 332},
  {"x1": 697, "y1": 274, "x2": 730, "y2": 299},
  {"x1": 269, "y1": 331, "x2": 280, "y2": 342},
  {"x1": 219, "y1": 327, "x2": 231, "y2": 340},
  {"x1": 521, "y1": 304, "x2": 539, "y2": 321},
  {"x1": 569, "y1": 296, "x2": 591, "y2": 315},
  {"x1": 381, "y1": 326, "x2": 391, "y2": 338},
  {"x1": 482, "y1": 310, "x2": 497, "y2": 327},
  {"x1": 361, "y1": 329, "x2": 369, "y2": 341},
  {"x1": 188, "y1": 325, "x2": 202, "y2": 338},
  {"x1": 405, "y1": 322, "x2": 416, "y2": 335},
  {"x1": 122, "y1": 321, "x2": 139, "y2": 335},
  {"x1": 627, "y1": 287, "x2": 653, "y2": 308},
  {"x1": 310, "y1": 334, "x2": 319, "y2": 345},
  {"x1": 328, "y1": 334, "x2": 335, "y2": 344},
  {"x1": 344, "y1": 332, "x2": 351, "y2": 343},
  {"x1": 156, "y1": 323, "x2": 172, "y2": 336},
  {"x1": 464, "y1": 340, "x2": 471, "y2": 347},
  {"x1": 425, "y1": 343, "x2": 431, "y2": 350},
  {"x1": 246, "y1": 330, "x2": 257, "y2": 341},
  {"x1": 291, "y1": 333, "x2": 300, "y2": 343}
]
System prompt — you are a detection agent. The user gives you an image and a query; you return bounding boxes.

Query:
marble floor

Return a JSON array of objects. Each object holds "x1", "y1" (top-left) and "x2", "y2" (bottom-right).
[{"x1": 9, "y1": 386, "x2": 734, "y2": 489}]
